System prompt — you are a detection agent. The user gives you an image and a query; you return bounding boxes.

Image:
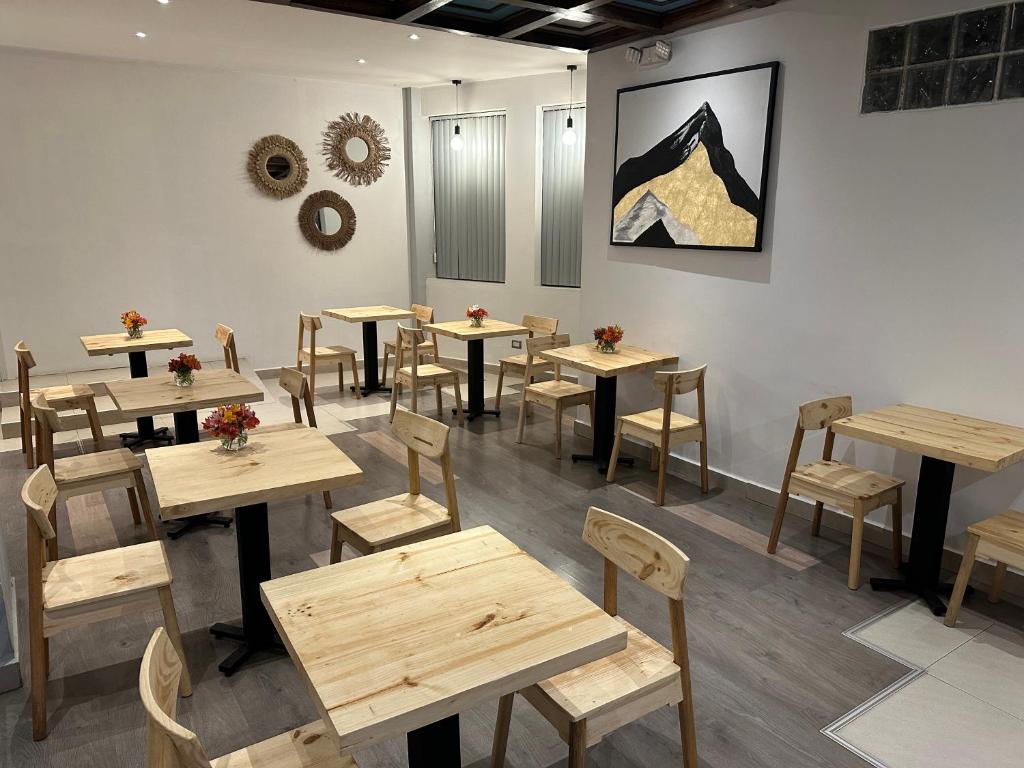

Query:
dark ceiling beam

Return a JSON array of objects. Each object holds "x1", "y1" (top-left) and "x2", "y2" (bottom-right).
[
  {"x1": 500, "y1": 0, "x2": 660, "y2": 32},
  {"x1": 392, "y1": 0, "x2": 455, "y2": 22},
  {"x1": 662, "y1": 0, "x2": 776, "y2": 30},
  {"x1": 500, "y1": 10, "x2": 562, "y2": 39}
]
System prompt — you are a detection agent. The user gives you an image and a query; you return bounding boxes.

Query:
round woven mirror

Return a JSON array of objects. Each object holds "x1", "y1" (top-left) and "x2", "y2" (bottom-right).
[
  {"x1": 298, "y1": 190, "x2": 356, "y2": 251},
  {"x1": 321, "y1": 112, "x2": 390, "y2": 187},
  {"x1": 247, "y1": 134, "x2": 308, "y2": 199}
]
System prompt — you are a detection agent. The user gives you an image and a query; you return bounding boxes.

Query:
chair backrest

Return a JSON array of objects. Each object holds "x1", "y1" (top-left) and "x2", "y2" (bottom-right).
[
  {"x1": 654, "y1": 365, "x2": 708, "y2": 435},
  {"x1": 411, "y1": 303, "x2": 435, "y2": 325},
  {"x1": 785, "y1": 395, "x2": 854, "y2": 473},
  {"x1": 22, "y1": 466, "x2": 58, "y2": 617},
  {"x1": 215, "y1": 324, "x2": 239, "y2": 373},
  {"x1": 524, "y1": 333, "x2": 570, "y2": 382},
  {"x1": 396, "y1": 323, "x2": 428, "y2": 380},
  {"x1": 522, "y1": 314, "x2": 558, "y2": 338},
  {"x1": 15, "y1": 341, "x2": 36, "y2": 411},
  {"x1": 139, "y1": 628, "x2": 213, "y2": 768},
  {"x1": 296, "y1": 313, "x2": 322, "y2": 364},
  {"x1": 392, "y1": 410, "x2": 460, "y2": 531},
  {"x1": 31, "y1": 391, "x2": 104, "y2": 465},
  {"x1": 279, "y1": 367, "x2": 317, "y2": 428}
]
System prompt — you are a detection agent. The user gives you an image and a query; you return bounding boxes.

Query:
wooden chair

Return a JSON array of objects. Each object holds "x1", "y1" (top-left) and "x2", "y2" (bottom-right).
[
  {"x1": 140, "y1": 627, "x2": 356, "y2": 768},
  {"x1": 330, "y1": 409, "x2": 459, "y2": 562},
  {"x1": 766, "y1": 396, "x2": 905, "y2": 590},
  {"x1": 296, "y1": 313, "x2": 361, "y2": 401},
  {"x1": 515, "y1": 334, "x2": 594, "y2": 459},
  {"x1": 32, "y1": 392, "x2": 157, "y2": 560},
  {"x1": 23, "y1": 465, "x2": 190, "y2": 741},
  {"x1": 278, "y1": 367, "x2": 332, "y2": 509},
  {"x1": 381, "y1": 303, "x2": 438, "y2": 387},
  {"x1": 606, "y1": 366, "x2": 710, "y2": 506},
  {"x1": 494, "y1": 314, "x2": 559, "y2": 409},
  {"x1": 491, "y1": 507, "x2": 697, "y2": 768},
  {"x1": 388, "y1": 324, "x2": 464, "y2": 425},
  {"x1": 214, "y1": 324, "x2": 239, "y2": 373},
  {"x1": 15, "y1": 340, "x2": 96, "y2": 469},
  {"x1": 946, "y1": 510, "x2": 1024, "y2": 627}
]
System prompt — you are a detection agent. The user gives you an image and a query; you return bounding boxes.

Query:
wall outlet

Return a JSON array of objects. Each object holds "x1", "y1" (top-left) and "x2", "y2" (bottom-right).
[{"x1": 511, "y1": 339, "x2": 522, "y2": 349}]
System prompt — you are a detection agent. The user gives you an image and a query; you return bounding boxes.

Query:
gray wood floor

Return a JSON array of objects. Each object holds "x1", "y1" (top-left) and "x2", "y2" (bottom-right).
[{"x1": 2, "y1": 396, "x2": 1011, "y2": 767}]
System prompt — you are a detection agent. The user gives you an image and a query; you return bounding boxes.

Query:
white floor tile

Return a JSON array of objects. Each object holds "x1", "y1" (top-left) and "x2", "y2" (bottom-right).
[
  {"x1": 836, "y1": 674, "x2": 1024, "y2": 768},
  {"x1": 929, "y1": 622, "x2": 1024, "y2": 720},
  {"x1": 853, "y1": 601, "x2": 991, "y2": 667}
]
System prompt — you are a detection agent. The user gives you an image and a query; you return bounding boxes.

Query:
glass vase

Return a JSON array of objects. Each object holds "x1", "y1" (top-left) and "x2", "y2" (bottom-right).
[
  {"x1": 174, "y1": 370, "x2": 195, "y2": 387},
  {"x1": 470, "y1": 317, "x2": 484, "y2": 328},
  {"x1": 127, "y1": 326, "x2": 144, "y2": 339},
  {"x1": 598, "y1": 342, "x2": 618, "y2": 354},
  {"x1": 220, "y1": 432, "x2": 248, "y2": 451}
]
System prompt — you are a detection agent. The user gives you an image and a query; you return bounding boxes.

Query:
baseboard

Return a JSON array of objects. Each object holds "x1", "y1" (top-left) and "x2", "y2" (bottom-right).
[{"x1": 571, "y1": 420, "x2": 1024, "y2": 609}]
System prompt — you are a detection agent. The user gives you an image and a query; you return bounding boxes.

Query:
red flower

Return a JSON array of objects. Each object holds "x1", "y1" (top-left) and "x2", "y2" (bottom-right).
[
  {"x1": 168, "y1": 353, "x2": 202, "y2": 373},
  {"x1": 593, "y1": 325, "x2": 624, "y2": 345}
]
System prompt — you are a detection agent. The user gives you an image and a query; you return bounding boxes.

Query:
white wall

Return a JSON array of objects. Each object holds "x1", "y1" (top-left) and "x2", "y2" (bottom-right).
[
  {"x1": 582, "y1": 0, "x2": 1024, "y2": 541},
  {"x1": 0, "y1": 47, "x2": 409, "y2": 376},
  {"x1": 411, "y1": 71, "x2": 585, "y2": 364}
]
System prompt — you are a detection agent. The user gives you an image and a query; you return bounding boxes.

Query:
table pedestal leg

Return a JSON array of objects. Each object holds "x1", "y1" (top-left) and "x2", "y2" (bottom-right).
[
  {"x1": 453, "y1": 338, "x2": 499, "y2": 421},
  {"x1": 571, "y1": 376, "x2": 634, "y2": 474},
  {"x1": 120, "y1": 351, "x2": 174, "y2": 448},
  {"x1": 871, "y1": 455, "x2": 962, "y2": 616},
  {"x1": 353, "y1": 321, "x2": 389, "y2": 395},
  {"x1": 408, "y1": 714, "x2": 461, "y2": 768},
  {"x1": 165, "y1": 411, "x2": 232, "y2": 539}
]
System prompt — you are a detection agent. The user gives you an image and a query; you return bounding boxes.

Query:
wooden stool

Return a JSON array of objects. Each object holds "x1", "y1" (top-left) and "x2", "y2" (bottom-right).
[
  {"x1": 491, "y1": 507, "x2": 697, "y2": 768},
  {"x1": 381, "y1": 303, "x2": 438, "y2": 386},
  {"x1": 607, "y1": 365, "x2": 709, "y2": 505},
  {"x1": 140, "y1": 627, "x2": 356, "y2": 768},
  {"x1": 215, "y1": 323, "x2": 239, "y2": 373},
  {"x1": 516, "y1": 334, "x2": 594, "y2": 459},
  {"x1": 278, "y1": 367, "x2": 333, "y2": 509},
  {"x1": 331, "y1": 409, "x2": 459, "y2": 562},
  {"x1": 296, "y1": 312, "x2": 361, "y2": 400},
  {"x1": 23, "y1": 466, "x2": 190, "y2": 741},
  {"x1": 946, "y1": 510, "x2": 1024, "y2": 627},
  {"x1": 494, "y1": 314, "x2": 558, "y2": 409},
  {"x1": 389, "y1": 324, "x2": 464, "y2": 425},
  {"x1": 767, "y1": 395, "x2": 905, "y2": 589}
]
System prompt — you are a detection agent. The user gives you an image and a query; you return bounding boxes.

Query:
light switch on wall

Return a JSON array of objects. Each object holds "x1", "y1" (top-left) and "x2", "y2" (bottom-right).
[{"x1": 511, "y1": 339, "x2": 522, "y2": 349}]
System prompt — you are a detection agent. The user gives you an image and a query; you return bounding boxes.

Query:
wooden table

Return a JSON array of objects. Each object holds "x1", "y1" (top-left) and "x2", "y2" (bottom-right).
[
  {"x1": 322, "y1": 306, "x2": 415, "y2": 395},
  {"x1": 147, "y1": 426, "x2": 363, "y2": 674},
  {"x1": 538, "y1": 343, "x2": 679, "y2": 472},
  {"x1": 261, "y1": 526, "x2": 627, "y2": 767},
  {"x1": 422, "y1": 319, "x2": 529, "y2": 421},
  {"x1": 80, "y1": 328, "x2": 193, "y2": 447},
  {"x1": 832, "y1": 404, "x2": 1024, "y2": 615}
]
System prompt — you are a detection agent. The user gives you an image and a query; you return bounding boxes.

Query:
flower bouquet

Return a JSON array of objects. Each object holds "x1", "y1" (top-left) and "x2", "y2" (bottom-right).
[
  {"x1": 168, "y1": 353, "x2": 201, "y2": 387},
  {"x1": 121, "y1": 310, "x2": 148, "y2": 339},
  {"x1": 593, "y1": 324, "x2": 624, "y2": 354},
  {"x1": 203, "y1": 403, "x2": 260, "y2": 451},
  {"x1": 466, "y1": 305, "x2": 489, "y2": 328}
]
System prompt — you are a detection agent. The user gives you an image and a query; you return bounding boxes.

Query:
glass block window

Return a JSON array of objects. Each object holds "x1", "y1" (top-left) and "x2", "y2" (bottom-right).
[{"x1": 862, "y1": 3, "x2": 1024, "y2": 113}]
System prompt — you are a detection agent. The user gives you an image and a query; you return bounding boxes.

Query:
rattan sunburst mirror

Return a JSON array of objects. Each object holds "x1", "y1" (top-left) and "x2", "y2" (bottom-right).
[
  {"x1": 247, "y1": 134, "x2": 309, "y2": 199},
  {"x1": 321, "y1": 112, "x2": 391, "y2": 186},
  {"x1": 298, "y1": 190, "x2": 356, "y2": 251}
]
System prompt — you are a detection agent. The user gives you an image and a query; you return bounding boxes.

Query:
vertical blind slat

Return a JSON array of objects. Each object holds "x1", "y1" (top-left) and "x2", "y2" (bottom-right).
[{"x1": 540, "y1": 106, "x2": 585, "y2": 288}]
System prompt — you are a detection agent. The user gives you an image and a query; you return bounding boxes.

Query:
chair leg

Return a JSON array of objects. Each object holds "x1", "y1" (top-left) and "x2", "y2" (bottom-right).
[
  {"x1": 606, "y1": 422, "x2": 624, "y2": 483},
  {"x1": 848, "y1": 510, "x2": 865, "y2": 590},
  {"x1": 515, "y1": 394, "x2": 528, "y2": 444},
  {"x1": 380, "y1": 347, "x2": 390, "y2": 387},
  {"x1": 554, "y1": 402, "x2": 563, "y2": 459},
  {"x1": 308, "y1": 357, "x2": 317, "y2": 401},
  {"x1": 650, "y1": 445, "x2": 659, "y2": 471},
  {"x1": 945, "y1": 533, "x2": 979, "y2": 627},
  {"x1": 453, "y1": 378, "x2": 465, "y2": 427},
  {"x1": 435, "y1": 383, "x2": 443, "y2": 418},
  {"x1": 678, "y1": 698, "x2": 698, "y2": 768},
  {"x1": 30, "y1": 608, "x2": 46, "y2": 740},
  {"x1": 495, "y1": 364, "x2": 505, "y2": 410},
  {"x1": 811, "y1": 502, "x2": 824, "y2": 537},
  {"x1": 990, "y1": 562, "x2": 1007, "y2": 603},
  {"x1": 47, "y1": 506, "x2": 58, "y2": 563},
  {"x1": 338, "y1": 362, "x2": 344, "y2": 393},
  {"x1": 22, "y1": 407, "x2": 35, "y2": 469},
  {"x1": 891, "y1": 488, "x2": 903, "y2": 567},
  {"x1": 389, "y1": 381, "x2": 400, "y2": 423},
  {"x1": 656, "y1": 439, "x2": 668, "y2": 506},
  {"x1": 699, "y1": 438, "x2": 709, "y2": 494},
  {"x1": 134, "y1": 471, "x2": 158, "y2": 540},
  {"x1": 350, "y1": 356, "x2": 361, "y2": 399},
  {"x1": 330, "y1": 523, "x2": 343, "y2": 564},
  {"x1": 491, "y1": 693, "x2": 514, "y2": 768},
  {"x1": 766, "y1": 487, "x2": 789, "y2": 555},
  {"x1": 322, "y1": 490, "x2": 333, "y2": 510},
  {"x1": 157, "y1": 587, "x2": 192, "y2": 697},
  {"x1": 568, "y1": 719, "x2": 587, "y2": 768},
  {"x1": 411, "y1": 380, "x2": 418, "y2": 415},
  {"x1": 126, "y1": 487, "x2": 142, "y2": 526}
]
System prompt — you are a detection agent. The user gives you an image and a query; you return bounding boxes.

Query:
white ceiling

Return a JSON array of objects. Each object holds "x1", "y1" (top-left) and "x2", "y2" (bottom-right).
[{"x1": 0, "y1": 0, "x2": 586, "y2": 87}]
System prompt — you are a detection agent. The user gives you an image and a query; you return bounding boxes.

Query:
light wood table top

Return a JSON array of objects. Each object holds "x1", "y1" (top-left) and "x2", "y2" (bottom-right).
[
  {"x1": 322, "y1": 306, "x2": 416, "y2": 323},
  {"x1": 538, "y1": 343, "x2": 679, "y2": 378},
  {"x1": 832, "y1": 404, "x2": 1024, "y2": 473},
  {"x1": 422, "y1": 319, "x2": 529, "y2": 341},
  {"x1": 261, "y1": 526, "x2": 628, "y2": 753},
  {"x1": 106, "y1": 369, "x2": 264, "y2": 418},
  {"x1": 146, "y1": 425, "x2": 363, "y2": 520},
  {"x1": 80, "y1": 329, "x2": 193, "y2": 356}
]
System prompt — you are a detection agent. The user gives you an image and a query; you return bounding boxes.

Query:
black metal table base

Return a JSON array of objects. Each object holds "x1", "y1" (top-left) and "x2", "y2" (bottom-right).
[
  {"x1": 454, "y1": 407, "x2": 500, "y2": 422},
  {"x1": 120, "y1": 350, "x2": 176, "y2": 449},
  {"x1": 572, "y1": 453, "x2": 635, "y2": 474},
  {"x1": 210, "y1": 622, "x2": 286, "y2": 675},
  {"x1": 871, "y1": 576, "x2": 976, "y2": 617},
  {"x1": 351, "y1": 319, "x2": 392, "y2": 397},
  {"x1": 407, "y1": 714, "x2": 461, "y2": 768},
  {"x1": 461, "y1": 337, "x2": 497, "y2": 421},
  {"x1": 167, "y1": 513, "x2": 233, "y2": 540},
  {"x1": 567, "y1": 376, "x2": 621, "y2": 472}
]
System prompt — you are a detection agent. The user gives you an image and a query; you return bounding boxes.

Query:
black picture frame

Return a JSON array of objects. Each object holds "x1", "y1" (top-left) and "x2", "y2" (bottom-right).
[{"x1": 610, "y1": 61, "x2": 780, "y2": 253}]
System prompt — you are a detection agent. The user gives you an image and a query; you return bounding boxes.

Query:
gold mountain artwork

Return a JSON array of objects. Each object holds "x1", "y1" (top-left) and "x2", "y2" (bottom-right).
[{"x1": 612, "y1": 102, "x2": 762, "y2": 249}]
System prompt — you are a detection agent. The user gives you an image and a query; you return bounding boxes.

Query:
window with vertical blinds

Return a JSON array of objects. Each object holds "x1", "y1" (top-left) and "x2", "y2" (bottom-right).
[
  {"x1": 540, "y1": 105, "x2": 585, "y2": 289},
  {"x1": 430, "y1": 113, "x2": 506, "y2": 283}
]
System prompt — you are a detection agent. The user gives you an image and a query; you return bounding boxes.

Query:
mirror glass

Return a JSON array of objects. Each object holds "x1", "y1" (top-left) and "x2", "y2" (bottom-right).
[
  {"x1": 314, "y1": 206, "x2": 343, "y2": 236},
  {"x1": 345, "y1": 137, "x2": 370, "y2": 163},
  {"x1": 265, "y1": 155, "x2": 292, "y2": 180}
]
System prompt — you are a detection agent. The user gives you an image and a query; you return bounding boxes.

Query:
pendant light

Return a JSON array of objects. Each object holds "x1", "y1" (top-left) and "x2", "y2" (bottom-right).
[
  {"x1": 562, "y1": 65, "x2": 578, "y2": 146},
  {"x1": 450, "y1": 79, "x2": 464, "y2": 152}
]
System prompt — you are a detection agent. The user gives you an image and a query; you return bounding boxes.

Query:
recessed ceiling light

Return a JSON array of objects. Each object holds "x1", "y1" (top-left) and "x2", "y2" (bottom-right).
[
  {"x1": 157, "y1": 0, "x2": 170, "y2": 5},
  {"x1": 135, "y1": 31, "x2": 147, "y2": 38},
  {"x1": 356, "y1": 58, "x2": 367, "y2": 64},
  {"x1": 409, "y1": 33, "x2": 420, "y2": 40},
  {"x1": 450, "y1": 29, "x2": 471, "y2": 36}
]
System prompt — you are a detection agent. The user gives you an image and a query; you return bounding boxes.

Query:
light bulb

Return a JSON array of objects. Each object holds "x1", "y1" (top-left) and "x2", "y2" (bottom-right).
[
  {"x1": 450, "y1": 124, "x2": 464, "y2": 151},
  {"x1": 562, "y1": 127, "x2": 577, "y2": 146}
]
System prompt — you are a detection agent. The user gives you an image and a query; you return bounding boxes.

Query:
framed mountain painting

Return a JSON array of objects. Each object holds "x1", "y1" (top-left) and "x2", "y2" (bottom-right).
[{"x1": 611, "y1": 61, "x2": 779, "y2": 252}]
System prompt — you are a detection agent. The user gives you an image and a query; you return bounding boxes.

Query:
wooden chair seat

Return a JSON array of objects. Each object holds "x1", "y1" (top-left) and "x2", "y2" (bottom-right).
[
  {"x1": 42, "y1": 540, "x2": 170, "y2": 613},
  {"x1": 498, "y1": 353, "x2": 553, "y2": 371},
  {"x1": 946, "y1": 509, "x2": 1024, "y2": 627},
  {"x1": 296, "y1": 313, "x2": 361, "y2": 399},
  {"x1": 523, "y1": 379, "x2": 593, "y2": 405},
  {"x1": 53, "y1": 447, "x2": 141, "y2": 486},
  {"x1": 620, "y1": 408, "x2": 701, "y2": 437},
  {"x1": 789, "y1": 460, "x2": 902, "y2": 508},
  {"x1": 395, "y1": 363, "x2": 457, "y2": 382},
  {"x1": 30, "y1": 383, "x2": 96, "y2": 406},
  {"x1": 210, "y1": 720, "x2": 357, "y2": 768},
  {"x1": 299, "y1": 344, "x2": 357, "y2": 360},
  {"x1": 521, "y1": 616, "x2": 683, "y2": 746},
  {"x1": 331, "y1": 493, "x2": 451, "y2": 552},
  {"x1": 384, "y1": 338, "x2": 435, "y2": 353}
]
